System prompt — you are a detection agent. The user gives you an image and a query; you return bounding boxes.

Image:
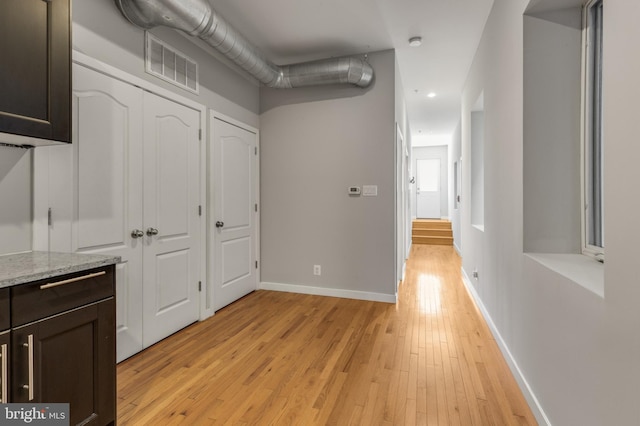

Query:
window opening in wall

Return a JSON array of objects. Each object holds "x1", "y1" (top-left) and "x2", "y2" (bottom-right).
[{"x1": 582, "y1": 0, "x2": 604, "y2": 260}]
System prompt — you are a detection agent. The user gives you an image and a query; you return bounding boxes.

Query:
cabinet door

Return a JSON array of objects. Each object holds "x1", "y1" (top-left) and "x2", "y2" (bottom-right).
[
  {"x1": 0, "y1": 0, "x2": 71, "y2": 142},
  {"x1": 0, "y1": 331, "x2": 9, "y2": 404},
  {"x1": 0, "y1": 289, "x2": 8, "y2": 331},
  {"x1": 12, "y1": 300, "x2": 115, "y2": 425}
]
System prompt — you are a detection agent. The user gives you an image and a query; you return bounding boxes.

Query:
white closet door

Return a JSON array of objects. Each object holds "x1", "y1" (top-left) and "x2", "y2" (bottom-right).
[
  {"x1": 71, "y1": 64, "x2": 144, "y2": 362},
  {"x1": 211, "y1": 117, "x2": 258, "y2": 311},
  {"x1": 142, "y1": 91, "x2": 201, "y2": 348}
]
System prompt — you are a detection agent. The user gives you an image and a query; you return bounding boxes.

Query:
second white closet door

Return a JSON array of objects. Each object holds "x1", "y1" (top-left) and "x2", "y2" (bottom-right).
[{"x1": 142, "y1": 91, "x2": 201, "y2": 348}]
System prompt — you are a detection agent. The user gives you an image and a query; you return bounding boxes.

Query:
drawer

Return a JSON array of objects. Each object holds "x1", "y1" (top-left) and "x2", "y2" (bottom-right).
[
  {"x1": 0, "y1": 288, "x2": 8, "y2": 331},
  {"x1": 11, "y1": 265, "x2": 114, "y2": 327}
]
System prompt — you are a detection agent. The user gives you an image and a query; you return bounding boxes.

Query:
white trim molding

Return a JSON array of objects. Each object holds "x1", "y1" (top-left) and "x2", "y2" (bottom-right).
[
  {"x1": 460, "y1": 268, "x2": 551, "y2": 426},
  {"x1": 260, "y1": 282, "x2": 397, "y2": 304}
]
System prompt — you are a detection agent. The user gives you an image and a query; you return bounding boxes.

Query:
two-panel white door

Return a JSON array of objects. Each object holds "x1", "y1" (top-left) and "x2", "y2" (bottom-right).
[
  {"x1": 70, "y1": 64, "x2": 145, "y2": 362},
  {"x1": 142, "y1": 92, "x2": 201, "y2": 347},
  {"x1": 69, "y1": 64, "x2": 201, "y2": 361},
  {"x1": 211, "y1": 117, "x2": 258, "y2": 311}
]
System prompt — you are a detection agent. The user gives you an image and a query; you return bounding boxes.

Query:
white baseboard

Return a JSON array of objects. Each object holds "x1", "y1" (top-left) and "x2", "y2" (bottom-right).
[
  {"x1": 259, "y1": 282, "x2": 397, "y2": 303},
  {"x1": 460, "y1": 269, "x2": 551, "y2": 426},
  {"x1": 453, "y1": 242, "x2": 462, "y2": 256}
]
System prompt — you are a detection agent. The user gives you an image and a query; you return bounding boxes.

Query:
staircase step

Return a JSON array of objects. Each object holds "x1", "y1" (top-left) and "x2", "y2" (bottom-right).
[
  {"x1": 412, "y1": 220, "x2": 451, "y2": 230},
  {"x1": 412, "y1": 235, "x2": 454, "y2": 246},
  {"x1": 412, "y1": 228, "x2": 453, "y2": 237}
]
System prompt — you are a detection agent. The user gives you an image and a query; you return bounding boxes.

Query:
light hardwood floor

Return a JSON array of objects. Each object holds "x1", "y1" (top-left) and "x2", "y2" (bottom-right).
[{"x1": 117, "y1": 245, "x2": 538, "y2": 425}]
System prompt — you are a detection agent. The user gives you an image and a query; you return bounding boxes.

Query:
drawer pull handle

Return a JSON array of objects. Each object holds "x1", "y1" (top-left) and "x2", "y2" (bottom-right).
[
  {"x1": 40, "y1": 271, "x2": 106, "y2": 290},
  {"x1": 1, "y1": 343, "x2": 7, "y2": 403},
  {"x1": 23, "y1": 335, "x2": 34, "y2": 401}
]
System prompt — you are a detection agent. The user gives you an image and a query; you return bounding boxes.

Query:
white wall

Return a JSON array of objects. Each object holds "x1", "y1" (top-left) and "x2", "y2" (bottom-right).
[
  {"x1": 601, "y1": 0, "x2": 640, "y2": 422},
  {"x1": 459, "y1": 0, "x2": 640, "y2": 424},
  {"x1": 259, "y1": 49, "x2": 397, "y2": 301},
  {"x1": 0, "y1": 146, "x2": 32, "y2": 254}
]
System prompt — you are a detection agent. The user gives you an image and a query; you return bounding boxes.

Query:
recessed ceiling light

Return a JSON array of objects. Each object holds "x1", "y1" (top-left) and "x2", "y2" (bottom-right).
[
  {"x1": 408, "y1": 37, "x2": 422, "y2": 47},
  {"x1": 427, "y1": 92, "x2": 437, "y2": 98}
]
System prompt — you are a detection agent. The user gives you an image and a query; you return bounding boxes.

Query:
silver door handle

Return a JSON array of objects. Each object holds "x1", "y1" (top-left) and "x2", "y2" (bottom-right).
[
  {"x1": 215, "y1": 221, "x2": 224, "y2": 228},
  {"x1": 146, "y1": 227, "x2": 159, "y2": 236},
  {"x1": 131, "y1": 229, "x2": 144, "y2": 238}
]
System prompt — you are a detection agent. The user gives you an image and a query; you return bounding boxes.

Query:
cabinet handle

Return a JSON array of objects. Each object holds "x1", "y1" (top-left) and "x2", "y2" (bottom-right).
[
  {"x1": 23, "y1": 335, "x2": 34, "y2": 401},
  {"x1": 1, "y1": 343, "x2": 7, "y2": 404},
  {"x1": 40, "y1": 270, "x2": 106, "y2": 290}
]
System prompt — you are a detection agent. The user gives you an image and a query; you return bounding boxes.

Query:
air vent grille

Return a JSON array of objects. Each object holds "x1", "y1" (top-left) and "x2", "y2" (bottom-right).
[{"x1": 145, "y1": 33, "x2": 198, "y2": 93}]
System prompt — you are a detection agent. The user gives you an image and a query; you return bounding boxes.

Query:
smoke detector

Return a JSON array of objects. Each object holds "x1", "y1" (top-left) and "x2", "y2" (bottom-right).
[{"x1": 409, "y1": 37, "x2": 422, "y2": 47}]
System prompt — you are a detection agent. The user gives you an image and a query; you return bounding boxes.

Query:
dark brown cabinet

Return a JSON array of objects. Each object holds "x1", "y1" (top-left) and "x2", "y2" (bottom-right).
[
  {"x1": 0, "y1": 288, "x2": 9, "y2": 331},
  {"x1": 2, "y1": 266, "x2": 115, "y2": 426},
  {"x1": 0, "y1": 0, "x2": 71, "y2": 143},
  {"x1": 0, "y1": 329, "x2": 9, "y2": 404},
  {"x1": 0, "y1": 288, "x2": 9, "y2": 404}
]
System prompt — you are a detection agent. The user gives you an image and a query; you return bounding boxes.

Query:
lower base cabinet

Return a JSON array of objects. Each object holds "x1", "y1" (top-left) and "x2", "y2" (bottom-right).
[
  {"x1": 0, "y1": 329, "x2": 9, "y2": 404},
  {"x1": 1, "y1": 266, "x2": 115, "y2": 425}
]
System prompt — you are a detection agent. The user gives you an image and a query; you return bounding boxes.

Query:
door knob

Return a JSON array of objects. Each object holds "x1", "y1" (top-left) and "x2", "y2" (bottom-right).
[
  {"x1": 215, "y1": 221, "x2": 224, "y2": 228},
  {"x1": 146, "y1": 227, "x2": 159, "y2": 236},
  {"x1": 131, "y1": 229, "x2": 144, "y2": 238}
]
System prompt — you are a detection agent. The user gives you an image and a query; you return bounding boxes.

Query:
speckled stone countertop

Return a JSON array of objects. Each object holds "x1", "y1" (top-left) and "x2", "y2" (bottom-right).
[{"x1": 0, "y1": 251, "x2": 120, "y2": 289}]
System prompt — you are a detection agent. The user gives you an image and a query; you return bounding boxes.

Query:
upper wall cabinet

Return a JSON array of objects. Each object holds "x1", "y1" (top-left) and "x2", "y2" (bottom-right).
[{"x1": 0, "y1": 0, "x2": 71, "y2": 146}]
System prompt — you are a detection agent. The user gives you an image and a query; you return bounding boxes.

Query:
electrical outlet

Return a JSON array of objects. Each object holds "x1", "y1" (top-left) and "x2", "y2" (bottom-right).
[
  {"x1": 313, "y1": 265, "x2": 321, "y2": 276},
  {"x1": 472, "y1": 269, "x2": 479, "y2": 279}
]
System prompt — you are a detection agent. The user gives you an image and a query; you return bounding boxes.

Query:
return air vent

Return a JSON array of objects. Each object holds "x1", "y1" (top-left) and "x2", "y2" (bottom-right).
[{"x1": 145, "y1": 33, "x2": 198, "y2": 93}]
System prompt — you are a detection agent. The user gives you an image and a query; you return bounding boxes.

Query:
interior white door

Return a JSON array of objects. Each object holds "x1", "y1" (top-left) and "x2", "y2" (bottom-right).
[
  {"x1": 416, "y1": 158, "x2": 441, "y2": 219},
  {"x1": 142, "y1": 91, "x2": 201, "y2": 348},
  {"x1": 211, "y1": 117, "x2": 257, "y2": 311},
  {"x1": 70, "y1": 64, "x2": 144, "y2": 362}
]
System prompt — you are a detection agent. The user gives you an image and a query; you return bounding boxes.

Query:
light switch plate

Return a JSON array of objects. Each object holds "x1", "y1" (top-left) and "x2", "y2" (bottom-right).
[{"x1": 362, "y1": 185, "x2": 378, "y2": 196}]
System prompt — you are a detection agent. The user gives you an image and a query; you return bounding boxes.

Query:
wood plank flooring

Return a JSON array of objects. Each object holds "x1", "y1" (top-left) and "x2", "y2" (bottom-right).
[{"x1": 117, "y1": 245, "x2": 537, "y2": 425}]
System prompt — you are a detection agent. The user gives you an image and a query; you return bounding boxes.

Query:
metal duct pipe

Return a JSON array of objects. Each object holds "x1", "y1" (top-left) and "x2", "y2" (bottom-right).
[{"x1": 115, "y1": 0, "x2": 374, "y2": 88}]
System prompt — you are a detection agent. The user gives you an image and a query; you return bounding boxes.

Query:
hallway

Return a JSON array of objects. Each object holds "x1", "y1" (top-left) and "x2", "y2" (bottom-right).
[{"x1": 117, "y1": 245, "x2": 537, "y2": 424}]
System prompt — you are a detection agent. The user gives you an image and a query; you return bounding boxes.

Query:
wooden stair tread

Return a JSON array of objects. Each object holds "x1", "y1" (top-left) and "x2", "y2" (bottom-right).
[
  {"x1": 412, "y1": 229, "x2": 452, "y2": 236},
  {"x1": 412, "y1": 220, "x2": 453, "y2": 245},
  {"x1": 412, "y1": 236, "x2": 453, "y2": 246},
  {"x1": 412, "y1": 220, "x2": 451, "y2": 230}
]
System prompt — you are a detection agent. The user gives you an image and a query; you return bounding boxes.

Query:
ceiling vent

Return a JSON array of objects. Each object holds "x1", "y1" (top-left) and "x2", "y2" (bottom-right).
[
  {"x1": 116, "y1": 0, "x2": 374, "y2": 89},
  {"x1": 146, "y1": 33, "x2": 198, "y2": 93}
]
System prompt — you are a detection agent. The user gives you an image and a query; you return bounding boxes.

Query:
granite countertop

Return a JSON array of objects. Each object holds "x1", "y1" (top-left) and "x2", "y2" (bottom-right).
[{"x1": 0, "y1": 251, "x2": 121, "y2": 289}]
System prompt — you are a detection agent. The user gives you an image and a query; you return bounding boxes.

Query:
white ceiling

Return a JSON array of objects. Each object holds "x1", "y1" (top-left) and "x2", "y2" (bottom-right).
[{"x1": 208, "y1": 0, "x2": 494, "y2": 141}]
